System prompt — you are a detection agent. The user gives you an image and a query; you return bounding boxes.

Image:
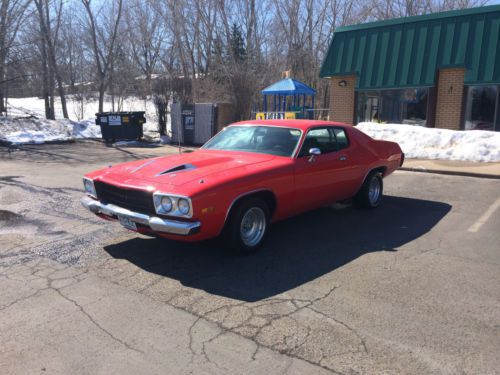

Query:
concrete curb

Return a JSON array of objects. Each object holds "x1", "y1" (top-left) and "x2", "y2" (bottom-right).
[{"x1": 399, "y1": 167, "x2": 500, "y2": 180}]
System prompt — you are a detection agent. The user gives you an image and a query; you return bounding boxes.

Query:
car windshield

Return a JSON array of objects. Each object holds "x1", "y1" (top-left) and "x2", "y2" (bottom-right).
[{"x1": 201, "y1": 125, "x2": 302, "y2": 157}]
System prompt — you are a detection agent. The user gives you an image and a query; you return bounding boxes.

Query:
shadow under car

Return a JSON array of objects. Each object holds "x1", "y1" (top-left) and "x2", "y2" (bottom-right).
[{"x1": 104, "y1": 195, "x2": 451, "y2": 302}]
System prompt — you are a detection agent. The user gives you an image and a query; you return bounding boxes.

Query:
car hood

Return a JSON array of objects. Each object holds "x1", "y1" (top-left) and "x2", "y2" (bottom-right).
[{"x1": 98, "y1": 150, "x2": 277, "y2": 187}]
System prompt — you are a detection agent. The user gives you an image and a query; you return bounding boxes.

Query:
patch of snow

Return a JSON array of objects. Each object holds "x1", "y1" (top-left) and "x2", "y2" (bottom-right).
[
  {"x1": 0, "y1": 115, "x2": 101, "y2": 144},
  {"x1": 6, "y1": 95, "x2": 165, "y2": 132},
  {"x1": 113, "y1": 140, "x2": 147, "y2": 147},
  {"x1": 70, "y1": 119, "x2": 102, "y2": 139},
  {"x1": 356, "y1": 122, "x2": 500, "y2": 163},
  {"x1": 1, "y1": 95, "x2": 170, "y2": 144}
]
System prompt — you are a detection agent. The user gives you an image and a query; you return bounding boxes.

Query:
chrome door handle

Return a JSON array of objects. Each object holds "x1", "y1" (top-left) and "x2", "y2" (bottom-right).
[{"x1": 339, "y1": 156, "x2": 347, "y2": 161}]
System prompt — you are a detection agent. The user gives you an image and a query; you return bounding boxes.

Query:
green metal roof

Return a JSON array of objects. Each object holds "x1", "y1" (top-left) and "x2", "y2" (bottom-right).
[{"x1": 319, "y1": 5, "x2": 500, "y2": 89}]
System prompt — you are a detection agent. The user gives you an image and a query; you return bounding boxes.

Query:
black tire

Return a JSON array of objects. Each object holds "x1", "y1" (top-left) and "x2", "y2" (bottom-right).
[
  {"x1": 223, "y1": 197, "x2": 270, "y2": 254},
  {"x1": 354, "y1": 172, "x2": 383, "y2": 209}
]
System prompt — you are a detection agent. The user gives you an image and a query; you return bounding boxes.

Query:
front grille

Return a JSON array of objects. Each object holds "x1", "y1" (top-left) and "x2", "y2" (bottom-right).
[{"x1": 95, "y1": 181, "x2": 155, "y2": 215}]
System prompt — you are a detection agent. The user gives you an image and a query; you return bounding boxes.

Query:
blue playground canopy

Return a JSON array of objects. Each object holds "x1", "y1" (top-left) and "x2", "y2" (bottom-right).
[
  {"x1": 261, "y1": 78, "x2": 316, "y2": 96},
  {"x1": 260, "y1": 78, "x2": 316, "y2": 117}
]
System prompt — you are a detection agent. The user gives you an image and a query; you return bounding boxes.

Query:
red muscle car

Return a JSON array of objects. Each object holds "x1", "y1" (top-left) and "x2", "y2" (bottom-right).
[{"x1": 81, "y1": 120, "x2": 404, "y2": 253}]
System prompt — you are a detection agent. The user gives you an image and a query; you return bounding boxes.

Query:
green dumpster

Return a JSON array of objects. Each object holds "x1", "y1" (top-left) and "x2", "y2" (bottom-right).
[{"x1": 95, "y1": 112, "x2": 145, "y2": 143}]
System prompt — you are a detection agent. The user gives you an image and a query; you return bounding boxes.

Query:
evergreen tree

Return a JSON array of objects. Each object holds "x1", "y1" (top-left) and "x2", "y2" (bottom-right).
[{"x1": 230, "y1": 23, "x2": 246, "y2": 62}]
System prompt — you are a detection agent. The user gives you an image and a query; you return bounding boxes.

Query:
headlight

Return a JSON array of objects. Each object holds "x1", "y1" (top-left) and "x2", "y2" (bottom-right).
[
  {"x1": 178, "y1": 198, "x2": 190, "y2": 215},
  {"x1": 153, "y1": 193, "x2": 192, "y2": 218},
  {"x1": 83, "y1": 178, "x2": 96, "y2": 198},
  {"x1": 161, "y1": 196, "x2": 173, "y2": 212}
]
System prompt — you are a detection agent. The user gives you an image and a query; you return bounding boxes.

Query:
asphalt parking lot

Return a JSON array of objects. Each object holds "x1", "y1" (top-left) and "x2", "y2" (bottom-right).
[{"x1": 1, "y1": 140, "x2": 499, "y2": 375}]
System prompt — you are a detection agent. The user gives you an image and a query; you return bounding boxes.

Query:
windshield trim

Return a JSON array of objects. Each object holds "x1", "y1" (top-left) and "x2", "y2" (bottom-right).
[{"x1": 201, "y1": 124, "x2": 303, "y2": 158}]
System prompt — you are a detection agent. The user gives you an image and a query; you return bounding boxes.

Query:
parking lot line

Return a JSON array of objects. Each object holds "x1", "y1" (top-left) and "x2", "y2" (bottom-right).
[{"x1": 468, "y1": 196, "x2": 500, "y2": 233}]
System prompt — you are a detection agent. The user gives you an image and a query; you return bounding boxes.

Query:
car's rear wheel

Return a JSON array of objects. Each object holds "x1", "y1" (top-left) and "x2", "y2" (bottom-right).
[
  {"x1": 354, "y1": 172, "x2": 383, "y2": 209},
  {"x1": 224, "y1": 197, "x2": 270, "y2": 254}
]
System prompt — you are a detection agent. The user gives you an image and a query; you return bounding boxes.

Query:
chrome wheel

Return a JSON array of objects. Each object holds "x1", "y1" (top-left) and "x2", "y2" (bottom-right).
[
  {"x1": 368, "y1": 176, "x2": 381, "y2": 205},
  {"x1": 240, "y1": 207, "x2": 266, "y2": 247}
]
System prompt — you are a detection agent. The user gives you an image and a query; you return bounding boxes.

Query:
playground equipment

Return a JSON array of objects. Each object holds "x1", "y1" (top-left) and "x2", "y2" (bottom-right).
[{"x1": 257, "y1": 78, "x2": 316, "y2": 120}]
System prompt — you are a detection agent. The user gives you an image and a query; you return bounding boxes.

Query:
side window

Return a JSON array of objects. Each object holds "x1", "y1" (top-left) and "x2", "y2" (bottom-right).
[
  {"x1": 333, "y1": 128, "x2": 349, "y2": 150},
  {"x1": 299, "y1": 127, "x2": 337, "y2": 156}
]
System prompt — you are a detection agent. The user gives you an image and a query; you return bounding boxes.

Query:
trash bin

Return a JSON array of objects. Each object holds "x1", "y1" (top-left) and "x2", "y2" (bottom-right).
[{"x1": 95, "y1": 112, "x2": 145, "y2": 143}]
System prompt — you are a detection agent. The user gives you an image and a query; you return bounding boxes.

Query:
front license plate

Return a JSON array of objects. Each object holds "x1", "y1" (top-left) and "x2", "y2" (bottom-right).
[{"x1": 118, "y1": 215, "x2": 137, "y2": 231}]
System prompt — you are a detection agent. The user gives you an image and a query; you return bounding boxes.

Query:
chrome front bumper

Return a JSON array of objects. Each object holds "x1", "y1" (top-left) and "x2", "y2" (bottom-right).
[{"x1": 81, "y1": 196, "x2": 200, "y2": 236}]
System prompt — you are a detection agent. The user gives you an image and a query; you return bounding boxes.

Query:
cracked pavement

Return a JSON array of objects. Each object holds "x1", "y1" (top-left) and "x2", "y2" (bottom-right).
[{"x1": 1, "y1": 141, "x2": 499, "y2": 374}]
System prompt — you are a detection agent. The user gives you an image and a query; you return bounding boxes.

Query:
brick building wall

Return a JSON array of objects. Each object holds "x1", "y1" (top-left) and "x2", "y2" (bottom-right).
[
  {"x1": 435, "y1": 68, "x2": 466, "y2": 130},
  {"x1": 329, "y1": 75, "x2": 356, "y2": 124}
]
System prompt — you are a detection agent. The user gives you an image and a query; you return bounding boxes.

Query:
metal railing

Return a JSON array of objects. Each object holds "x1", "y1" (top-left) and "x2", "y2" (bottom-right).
[{"x1": 251, "y1": 108, "x2": 330, "y2": 121}]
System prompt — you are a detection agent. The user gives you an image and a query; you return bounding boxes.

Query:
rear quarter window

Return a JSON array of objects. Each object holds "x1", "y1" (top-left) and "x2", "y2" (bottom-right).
[{"x1": 333, "y1": 128, "x2": 349, "y2": 150}]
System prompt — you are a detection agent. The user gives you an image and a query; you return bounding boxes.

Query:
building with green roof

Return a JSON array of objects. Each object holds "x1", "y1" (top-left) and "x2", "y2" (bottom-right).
[{"x1": 320, "y1": 5, "x2": 500, "y2": 131}]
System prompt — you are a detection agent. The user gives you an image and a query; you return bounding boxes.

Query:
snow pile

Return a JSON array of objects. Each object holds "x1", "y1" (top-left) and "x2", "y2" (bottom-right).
[
  {"x1": 70, "y1": 119, "x2": 102, "y2": 138},
  {"x1": 356, "y1": 122, "x2": 500, "y2": 163},
  {"x1": 1, "y1": 95, "x2": 170, "y2": 144},
  {"x1": 0, "y1": 116, "x2": 101, "y2": 144},
  {"x1": 6, "y1": 95, "x2": 163, "y2": 135}
]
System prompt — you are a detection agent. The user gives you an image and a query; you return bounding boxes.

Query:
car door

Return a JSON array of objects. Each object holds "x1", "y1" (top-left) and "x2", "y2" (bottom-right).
[
  {"x1": 331, "y1": 127, "x2": 364, "y2": 199},
  {"x1": 293, "y1": 126, "x2": 355, "y2": 214}
]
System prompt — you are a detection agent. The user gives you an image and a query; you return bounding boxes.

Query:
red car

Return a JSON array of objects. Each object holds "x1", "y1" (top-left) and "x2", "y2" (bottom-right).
[{"x1": 82, "y1": 120, "x2": 403, "y2": 253}]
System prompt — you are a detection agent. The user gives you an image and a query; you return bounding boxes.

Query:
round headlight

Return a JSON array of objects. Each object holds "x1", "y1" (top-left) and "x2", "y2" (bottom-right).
[
  {"x1": 161, "y1": 196, "x2": 173, "y2": 212},
  {"x1": 178, "y1": 198, "x2": 190, "y2": 215}
]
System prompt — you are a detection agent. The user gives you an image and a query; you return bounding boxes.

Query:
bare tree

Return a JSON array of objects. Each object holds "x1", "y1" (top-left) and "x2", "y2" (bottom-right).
[
  {"x1": 369, "y1": 0, "x2": 490, "y2": 19},
  {"x1": 0, "y1": 0, "x2": 29, "y2": 114},
  {"x1": 34, "y1": 0, "x2": 69, "y2": 119},
  {"x1": 3, "y1": 0, "x2": 494, "y2": 122},
  {"x1": 56, "y1": 10, "x2": 86, "y2": 119},
  {"x1": 124, "y1": 0, "x2": 165, "y2": 95},
  {"x1": 38, "y1": 15, "x2": 54, "y2": 119},
  {"x1": 81, "y1": 0, "x2": 123, "y2": 113}
]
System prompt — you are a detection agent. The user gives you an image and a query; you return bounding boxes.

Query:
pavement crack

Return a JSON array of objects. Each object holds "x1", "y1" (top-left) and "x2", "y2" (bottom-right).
[
  {"x1": 187, "y1": 316, "x2": 202, "y2": 360},
  {"x1": 289, "y1": 324, "x2": 312, "y2": 354},
  {"x1": 93, "y1": 270, "x2": 346, "y2": 373},
  {"x1": 54, "y1": 288, "x2": 144, "y2": 354},
  {"x1": 404, "y1": 239, "x2": 443, "y2": 261},
  {"x1": 0, "y1": 288, "x2": 48, "y2": 311},
  {"x1": 200, "y1": 330, "x2": 228, "y2": 371},
  {"x1": 251, "y1": 286, "x2": 340, "y2": 342},
  {"x1": 250, "y1": 343, "x2": 260, "y2": 361},
  {"x1": 307, "y1": 306, "x2": 368, "y2": 355}
]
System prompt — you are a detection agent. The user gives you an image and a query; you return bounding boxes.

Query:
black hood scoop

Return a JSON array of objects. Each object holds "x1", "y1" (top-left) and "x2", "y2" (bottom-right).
[{"x1": 156, "y1": 163, "x2": 196, "y2": 176}]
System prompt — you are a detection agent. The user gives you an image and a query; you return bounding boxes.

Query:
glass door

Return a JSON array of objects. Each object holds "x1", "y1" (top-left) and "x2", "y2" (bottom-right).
[{"x1": 356, "y1": 91, "x2": 379, "y2": 122}]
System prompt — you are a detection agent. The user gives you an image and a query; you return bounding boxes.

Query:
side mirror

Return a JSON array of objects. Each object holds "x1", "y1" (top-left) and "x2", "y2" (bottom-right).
[
  {"x1": 308, "y1": 148, "x2": 321, "y2": 162},
  {"x1": 309, "y1": 148, "x2": 321, "y2": 156}
]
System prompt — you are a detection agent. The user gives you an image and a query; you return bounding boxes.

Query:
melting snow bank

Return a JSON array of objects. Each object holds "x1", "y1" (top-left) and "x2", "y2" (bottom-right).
[
  {"x1": 356, "y1": 122, "x2": 500, "y2": 163},
  {"x1": 0, "y1": 116, "x2": 101, "y2": 145}
]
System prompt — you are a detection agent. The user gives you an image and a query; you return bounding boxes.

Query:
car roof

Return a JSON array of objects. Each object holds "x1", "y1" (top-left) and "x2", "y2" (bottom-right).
[{"x1": 230, "y1": 119, "x2": 352, "y2": 131}]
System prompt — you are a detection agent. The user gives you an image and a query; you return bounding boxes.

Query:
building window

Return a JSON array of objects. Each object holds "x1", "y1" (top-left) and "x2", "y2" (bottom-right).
[
  {"x1": 464, "y1": 86, "x2": 499, "y2": 131},
  {"x1": 356, "y1": 88, "x2": 429, "y2": 126}
]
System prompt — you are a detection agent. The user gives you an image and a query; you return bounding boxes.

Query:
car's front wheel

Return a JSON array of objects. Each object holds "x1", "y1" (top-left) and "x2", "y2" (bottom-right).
[
  {"x1": 354, "y1": 172, "x2": 383, "y2": 209},
  {"x1": 224, "y1": 197, "x2": 270, "y2": 254}
]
